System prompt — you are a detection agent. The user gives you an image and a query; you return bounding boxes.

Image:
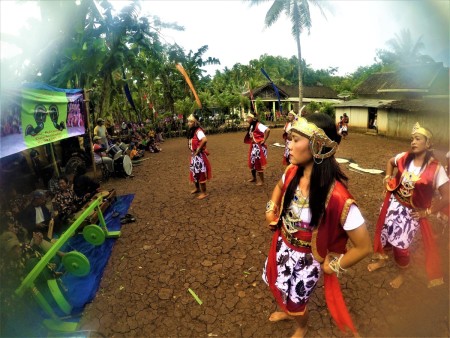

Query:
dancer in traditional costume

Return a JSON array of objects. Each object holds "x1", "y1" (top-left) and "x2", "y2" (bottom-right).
[
  {"x1": 262, "y1": 113, "x2": 372, "y2": 337},
  {"x1": 244, "y1": 113, "x2": 270, "y2": 186},
  {"x1": 368, "y1": 123, "x2": 449, "y2": 288},
  {"x1": 282, "y1": 110, "x2": 296, "y2": 165},
  {"x1": 187, "y1": 114, "x2": 211, "y2": 200}
]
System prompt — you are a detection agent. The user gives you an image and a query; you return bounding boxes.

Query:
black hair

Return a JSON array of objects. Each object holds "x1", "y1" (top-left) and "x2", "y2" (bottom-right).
[
  {"x1": 246, "y1": 118, "x2": 258, "y2": 134},
  {"x1": 282, "y1": 113, "x2": 348, "y2": 228},
  {"x1": 187, "y1": 125, "x2": 200, "y2": 139},
  {"x1": 74, "y1": 163, "x2": 87, "y2": 176},
  {"x1": 187, "y1": 115, "x2": 201, "y2": 140},
  {"x1": 58, "y1": 175, "x2": 69, "y2": 184}
]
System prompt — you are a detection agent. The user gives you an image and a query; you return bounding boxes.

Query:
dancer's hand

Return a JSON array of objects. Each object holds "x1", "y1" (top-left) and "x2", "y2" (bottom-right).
[
  {"x1": 267, "y1": 219, "x2": 278, "y2": 231},
  {"x1": 411, "y1": 208, "x2": 430, "y2": 220},
  {"x1": 321, "y1": 254, "x2": 337, "y2": 275}
]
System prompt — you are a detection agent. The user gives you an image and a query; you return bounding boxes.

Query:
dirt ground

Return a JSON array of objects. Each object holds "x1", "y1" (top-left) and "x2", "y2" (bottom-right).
[{"x1": 79, "y1": 128, "x2": 449, "y2": 337}]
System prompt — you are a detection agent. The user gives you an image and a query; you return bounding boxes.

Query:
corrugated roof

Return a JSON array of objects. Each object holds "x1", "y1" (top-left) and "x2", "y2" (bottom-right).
[
  {"x1": 355, "y1": 62, "x2": 447, "y2": 95},
  {"x1": 333, "y1": 99, "x2": 395, "y2": 108}
]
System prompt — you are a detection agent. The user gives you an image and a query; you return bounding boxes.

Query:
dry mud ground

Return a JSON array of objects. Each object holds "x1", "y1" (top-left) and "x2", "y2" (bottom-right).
[{"x1": 80, "y1": 129, "x2": 449, "y2": 338}]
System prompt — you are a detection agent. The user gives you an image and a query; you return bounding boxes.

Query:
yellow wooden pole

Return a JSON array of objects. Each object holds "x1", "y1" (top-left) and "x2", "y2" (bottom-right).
[
  {"x1": 49, "y1": 143, "x2": 59, "y2": 177},
  {"x1": 84, "y1": 90, "x2": 96, "y2": 175}
]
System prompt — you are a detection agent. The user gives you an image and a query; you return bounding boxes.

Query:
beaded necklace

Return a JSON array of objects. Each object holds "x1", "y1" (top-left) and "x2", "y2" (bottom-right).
[{"x1": 284, "y1": 187, "x2": 310, "y2": 234}]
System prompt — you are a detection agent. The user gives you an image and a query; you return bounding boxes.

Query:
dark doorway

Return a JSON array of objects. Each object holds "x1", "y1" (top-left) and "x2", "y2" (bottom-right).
[{"x1": 368, "y1": 107, "x2": 378, "y2": 132}]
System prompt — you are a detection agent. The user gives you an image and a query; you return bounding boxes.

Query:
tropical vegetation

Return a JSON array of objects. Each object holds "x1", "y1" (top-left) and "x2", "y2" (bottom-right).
[
  {"x1": 0, "y1": 0, "x2": 437, "y2": 125},
  {"x1": 249, "y1": 0, "x2": 330, "y2": 106}
]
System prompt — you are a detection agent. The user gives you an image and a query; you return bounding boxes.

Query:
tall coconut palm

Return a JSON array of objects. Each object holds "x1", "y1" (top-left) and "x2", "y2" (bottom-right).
[
  {"x1": 376, "y1": 29, "x2": 434, "y2": 68},
  {"x1": 249, "y1": 0, "x2": 329, "y2": 106}
]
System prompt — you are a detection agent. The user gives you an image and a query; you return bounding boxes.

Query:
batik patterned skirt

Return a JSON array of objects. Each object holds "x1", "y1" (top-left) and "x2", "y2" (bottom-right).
[
  {"x1": 380, "y1": 194, "x2": 420, "y2": 249},
  {"x1": 262, "y1": 235, "x2": 321, "y2": 314},
  {"x1": 249, "y1": 143, "x2": 267, "y2": 171},
  {"x1": 189, "y1": 152, "x2": 211, "y2": 183}
]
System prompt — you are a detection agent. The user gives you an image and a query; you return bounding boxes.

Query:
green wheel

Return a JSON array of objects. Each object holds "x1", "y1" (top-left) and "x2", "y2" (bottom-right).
[
  {"x1": 83, "y1": 224, "x2": 106, "y2": 246},
  {"x1": 62, "y1": 251, "x2": 90, "y2": 277}
]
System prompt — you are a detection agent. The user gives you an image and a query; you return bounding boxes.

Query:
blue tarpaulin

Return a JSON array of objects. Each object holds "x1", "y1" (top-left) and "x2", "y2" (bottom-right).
[{"x1": 2, "y1": 194, "x2": 134, "y2": 337}]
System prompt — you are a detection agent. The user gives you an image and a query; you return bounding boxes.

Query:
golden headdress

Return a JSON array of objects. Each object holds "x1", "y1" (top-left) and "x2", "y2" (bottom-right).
[
  {"x1": 247, "y1": 112, "x2": 255, "y2": 119},
  {"x1": 187, "y1": 114, "x2": 198, "y2": 123},
  {"x1": 411, "y1": 122, "x2": 432, "y2": 139},
  {"x1": 290, "y1": 117, "x2": 338, "y2": 161}
]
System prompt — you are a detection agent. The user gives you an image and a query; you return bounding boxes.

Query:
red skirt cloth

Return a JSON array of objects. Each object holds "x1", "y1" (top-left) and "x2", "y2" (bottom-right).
[
  {"x1": 247, "y1": 143, "x2": 267, "y2": 171},
  {"x1": 189, "y1": 152, "x2": 212, "y2": 183}
]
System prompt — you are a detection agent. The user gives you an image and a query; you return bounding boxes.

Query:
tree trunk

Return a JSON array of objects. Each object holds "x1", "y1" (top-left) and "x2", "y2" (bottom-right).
[
  {"x1": 99, "y1": 73, "x2": 112, "y2": 118},
  {"x1": 295, "y1": 32, "x2": 303, "y2": 109}
]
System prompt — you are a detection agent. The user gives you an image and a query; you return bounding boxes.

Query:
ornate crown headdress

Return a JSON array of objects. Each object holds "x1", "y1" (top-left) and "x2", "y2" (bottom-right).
[
  {"x1": 411, "y1": 122, "x2": 432, "y2": 139},
  {"x1": 289, "y1": 117, "x2": 338, "y2": 161},
  {"x1": 187, "y1": 114, "x2": 198, "y2": 123},
  {"x1": 247, "y1": 112, "x2": 255, "y2": 119}
]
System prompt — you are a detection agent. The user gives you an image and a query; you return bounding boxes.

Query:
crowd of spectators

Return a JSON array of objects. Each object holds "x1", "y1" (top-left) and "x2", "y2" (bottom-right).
[
  {"x1": 0, "y1": 164, "x2": 100, "y2": 327},
  {"x1": 107, "y1": 120, "x2": 164, "y2": 160}
]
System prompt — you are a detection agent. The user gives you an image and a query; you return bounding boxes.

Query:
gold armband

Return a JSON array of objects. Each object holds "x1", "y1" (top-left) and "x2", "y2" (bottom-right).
[{"x1": 265, "y1": 200, "x2": 278, "y2": 214}]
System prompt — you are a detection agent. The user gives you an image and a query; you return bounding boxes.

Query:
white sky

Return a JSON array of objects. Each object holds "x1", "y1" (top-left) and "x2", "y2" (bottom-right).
[{"x1": 1, "y1": 0, "x2": 449, "y2": 76}]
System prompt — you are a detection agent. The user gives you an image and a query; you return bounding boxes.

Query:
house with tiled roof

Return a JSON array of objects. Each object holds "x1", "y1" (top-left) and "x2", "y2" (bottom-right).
[
  {"x1": 334, "y1": 62, "x2": 449, "y2": 144},
  {"x1": 243, "y1": 82, "x2": 341, "y2": 115}
]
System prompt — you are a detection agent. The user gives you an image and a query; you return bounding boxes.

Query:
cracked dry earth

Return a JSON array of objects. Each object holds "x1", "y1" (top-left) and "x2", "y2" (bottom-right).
[{"x1": 79, "y1": 128, "x2": 449, "y2": 337}]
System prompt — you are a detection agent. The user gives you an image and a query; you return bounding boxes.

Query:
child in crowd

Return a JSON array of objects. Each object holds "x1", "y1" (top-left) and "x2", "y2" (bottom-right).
[{"x1": 129, "y1": 143, "x2": 145, "y2": 160}]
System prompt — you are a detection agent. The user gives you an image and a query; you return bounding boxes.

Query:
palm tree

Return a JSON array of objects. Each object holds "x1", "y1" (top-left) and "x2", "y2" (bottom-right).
[
  {"x1": 249, "y1": 0, "x2": 329, "y2": 107},
  {"x1": 376, "y1": 29, "x2": 434, "y2": 68}
]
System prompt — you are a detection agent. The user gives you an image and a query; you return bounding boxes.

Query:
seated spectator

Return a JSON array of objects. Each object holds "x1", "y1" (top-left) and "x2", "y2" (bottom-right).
[
  {"x1": 5, "y1": 187, "x2": 27, "y2": 219},
  {"x1": 93, "y1": 136, "x2": 114, "y2": 173},
  {"x1": 129, "y1": 143, "x2": 144, "y2": 161},
  {"x1": 121, "y1": 121, "x2": 128, "y2": 135},
  {"x1": 18, "y1": 190, "x2": 55, "y2": 238},
  {"x1": 0, "y1": 231, "x2": 64, "y2": 329},
  {"x1": 155, "y1": 126, "x2": 164, "y2": 143},
  {"x1": 149, "y1": 136, "x2": 161, "y2": 153},
  {"x1": 1, "y1": 210, "x2": 28, "y2": 242},
  {"x1": 47, "y1": 168, "x2": 60, "y2": 196},
  {"x1": 53, "y1": 176, "x2": 82, "y2": 221},
  {"x1": 70, "y1": 164, "x2": 100, "y2": 200}
]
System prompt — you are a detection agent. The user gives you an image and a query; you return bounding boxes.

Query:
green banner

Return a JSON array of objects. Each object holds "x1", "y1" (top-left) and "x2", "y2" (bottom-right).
[
  {"x1": 22, "y1": 89, "x2": 69, "y2": 148},
  {"x1": 1, "y1": 84, "x2": 85, "y2": 158}
]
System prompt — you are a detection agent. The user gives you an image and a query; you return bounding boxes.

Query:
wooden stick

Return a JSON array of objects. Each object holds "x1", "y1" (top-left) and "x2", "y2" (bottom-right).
[{"x1": 47, "y1": 218, "x2": 54, "y2": 239}]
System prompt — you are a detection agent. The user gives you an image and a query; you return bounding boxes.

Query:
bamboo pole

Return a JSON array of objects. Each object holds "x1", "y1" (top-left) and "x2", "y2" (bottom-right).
[
  {"x1": 49, "y1": 143, "x2": 59, "y2": 177},
  {"x1": 84, "y1": 90, "x2": 96, "y2": 175}
]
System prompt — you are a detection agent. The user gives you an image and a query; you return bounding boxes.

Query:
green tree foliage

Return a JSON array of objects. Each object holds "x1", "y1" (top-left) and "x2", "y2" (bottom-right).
[
  {"x1": 2, "y1": 0, "x2": 220, "y2": 122},
  {"x1": 332, "y1": 63, "x2": 383, "y2": 96},
  {"x1": 376, "y1": 29, "x2": 434, "y2": 69},
  {"x1": 2, "y1": 0, "x2": 404, "y2": 124},
  {"x1": 249, "y1": 0, "x2": 330, "y2": 106}
]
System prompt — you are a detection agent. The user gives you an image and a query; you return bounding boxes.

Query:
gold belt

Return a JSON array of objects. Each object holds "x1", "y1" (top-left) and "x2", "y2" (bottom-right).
[
  {"x1": 394, "y1": 190, "x2": 412, "y2": 208},
  {"x1": 281, "y1": 226, "x2": 311, "y2": 248}
]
